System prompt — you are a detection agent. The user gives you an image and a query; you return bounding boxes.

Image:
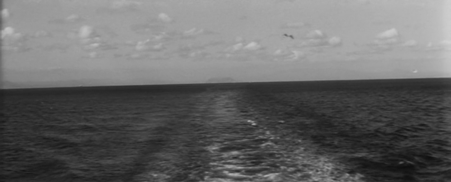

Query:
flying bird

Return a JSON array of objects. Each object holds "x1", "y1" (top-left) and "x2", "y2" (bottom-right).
[{"x1": 284, "y1": 34, "x2": 294, "y2": 39}]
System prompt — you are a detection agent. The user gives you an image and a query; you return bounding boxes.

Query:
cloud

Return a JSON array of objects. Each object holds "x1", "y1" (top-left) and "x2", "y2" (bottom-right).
[
  {"x1": 83, "y1": 42, "x2": 118, "y2": 51},
  {"x1": 178, "y1": 50, "x2": 210, "y2": 60},
  {"x1": 135, "y1": 39, "x2": 166, "y2": 52},
  {"x1": 176, "y1": 44, "x2": 205, "y2": 52},
  {"x1": 126, "y1": 53, "x2": 150, "y2": 60},
  {"x1": 374, "y1": 28, "x2": 400, "y2": 45},
  {"x1": 76, "y1": 25, "x2": 103, "y2": 44},
  {"x1": 71, "y1": 25, "x2": 118, "y2": 52},
  {"x1": 218, "y1": 40, "x2": 268, "y2": 62},
  {"x1": 1, "y1": 27, "x2": 31, "y2": 52},
  {"x1": 2, "y1": 27, "x2": 26, "y2": 43},
  {"x1": 151, "y1": 32, "x2": 173, "y2": 42},
  {"x1": 129, "y1": 13, "x2": 175, "y2": 35},
  {"x1": 424, "y1": 40, "x2": 451, "y2": 51},
  {"x1": 298, "y1": 30, "x2": 342, "y2": 48},
  {"x1": 272, "y1": 49, "x2": 307, "y2": 61},
  {"x1": 2, "y1": 27, "x2": 17, "y2": 39},
  {"x1": 79, "y1": 25, "x2": 95, "y2": 39},
  {"x1": 86, "y1": 52, "x2": 100, "y2": 59},
  {"x1": 39, "y1": 43, "x2": 72, "y2": 52},
  {"x1": 158, "y1": 13, "x2": 173, "y2": 23},
  {"x1": 306, "y1": 30, "x2": 327, "y2": 39},
  {"x1": 401, "y1": 40, "x2": 417, "y2": 47},
  {"x1": 96, "y1": 25, "x2": 119, "y2": 38},
  {"x1": 439, "y1": 40, "x2": 451, "y2": 47},
  {"x1": 225, "y1": 42, "x2": 244, "y2": 52},
  {"x1": 301, "y1": 39, "x2": 328, "y2": 47},
  {"x1": 274, "y1": 0, "x2": 298, "y2": 3},
  {"x1": 328, "y1": 36, "x2": 343, "y2": 47},
  {"x1": 225, "y1": 40, "x2": 263, "y2": 52},
  {"x1": 204, "y1": 40, "x2": 227, "y2": 47},
  {"x1": 181, "y1": 28, "x2": 213, "y2": 38},
  {"x1": 49, "y1": 14, "x2": 85, "y2": 24},
  {"x1": 130, "y1": 23, "x2": 166, "y2": 35},
  {"x1": 174, "y1": 44, "x2": 206, "y2": 58},
  {"x1": 273, "y1": 49, "x2": 290, "y2": 56},
  {"x1": 243, "y1": 41, "x2": 263, "y2": 51},
  {"x1": 111, "y1": 0, "x2": 141, "y2": 9},
  {"x1": 33, "y1": 30, "x2": 53, "y2": 38},
  {"x1": 289, "y1": 50, "x2": 307, "y2": 60},
  {"x1": 363, "y1": 28, "x2": 404, "y2": 52},
  {"x1": 280, "y1": 22, "x2": 310, "y2": 29},
  {"x1": 2, "y1": 9, "x2": 9, "y2": 19},
  {"x1": 96, "y1": 0, "x2": 141, "y2": 14},
  {"x1": 235, "y1": 36, "x2": 245, "y2": 42}
]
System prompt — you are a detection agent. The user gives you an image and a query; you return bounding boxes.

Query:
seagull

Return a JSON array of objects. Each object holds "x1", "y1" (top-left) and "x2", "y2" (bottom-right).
[{"x1": 284, "y1": 34, "x2": 294, "y2": 39}]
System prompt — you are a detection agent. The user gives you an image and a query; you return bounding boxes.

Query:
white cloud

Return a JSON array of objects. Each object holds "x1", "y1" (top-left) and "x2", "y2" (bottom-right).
[
  {"x1": 439, "y1": 40, "x2": 451, "y2": 47},
  {"x1": 64, "y1": 14, "x2": 87, "y2": 24},
  {"x1": 373, "y1": 28, "x2": 400, "y2": 45},
  {"x1": 96, "y1": 0, "x2": 141, "y2": 14},
  {"x1": 273, "y1": 49, "x2": 290, "y2": 56},
  {"x1": 135, "y1": 39, "x2": 149, "y2": 51},
  {"x1": 224, "y1": 41, "x2": 263, "y2": 52},
  {"x1": 243, "y1": 41, "x2": 263, "y2": 51},
  {"x1": 152, "y1": 32, "x2": 171, "y2": 41},
  {"x1": 235, "y1": 36, "x2": 245, "y2": 42},
  {"x1": 152, "y1": 43, "x2": 165, "y2": 51},
  {"x1": 1, "y1": 27, "x2": 17, "y2": 39},
  {"x1": 79, "y1": 25, "x2": 94, "y2": 39},
  {"x1": 424, "y1": 40, "x2": 451, "y2": 51},
  {"x1": 111, "y1": 0, "x2": 141, "y2": 9},
  {"x1": 84, "y1": 43, "x2": 101, "y2": 50},
  {"x1": 1, "y1": 27, "x2": 30, "y2": 52},
  {"x1": 181, "y1": 28, "x2": 213, "y2": 38},
  {"x1": 401, "y1": 40, "x2": 417, "y2": 47},
  {"x1": 87, "y1": 52, "x2": 99, "y2": 59},
  {"x1": 49, "y1": 14, "x2": 85, "y2": 24},
  {"x1": 373, "y1": 38, "x2": 399, "y2": 45},
  {"x1": 183, "y1": 28, "x2": 203, "y2": 37},
  {"x1": 272, "y1": 48, "x2": 306, "y2": 61},
  {"x1": 301, "y1": 39, "x2": 328, "y2": 47},
  {"x1": 135, "y1": 39, "x2": 165, "y2": 52},
  {"x1": 376, "y1": 28, "x2": 399, "y2": 39},
  {"x1": 365, "y1": 28, "x2": 402, "y2": 52},
  {"x1": 81, "y1": 41, "x2": 116, "y2": 51},
  {"x1": 183, "y1": 50, "x2": 210, "y2": 60},
  {"x1": 299, "y1": 30, "x2": 343, "y2": 48},
  {"x1": 281, "y1": 22, "x2": 310, "y2": 29},
  {"x1": 288, "y1": 50, "x2": 306, "y2": 60},
  {"x1": 130, "y1": 23, "x2": 166, "y2": 35},
  {"x1": 127, "y1": 53, "x2": 150, "y2": 60},
  {"x1": 328, "y1": 36, "x2": 342, "y2": 47},
  {"x1": 226, "y1": 42, "x2": 244, "y2": 52},
  {"x1": 33, "y1": 30, "x2": 52, "y2": 38},
  {"x1": 40, "y1": 43, "x2": 72, "y2": 52},
  {"x1": 2, "y1": 9, "x2": 9, "y2": 19},
  {"x1": 158, "y1": 13, "x2": 173, "y2": 23},
  {"x1": 306, "y1": 30, "x2": 327, "y2": 39}
]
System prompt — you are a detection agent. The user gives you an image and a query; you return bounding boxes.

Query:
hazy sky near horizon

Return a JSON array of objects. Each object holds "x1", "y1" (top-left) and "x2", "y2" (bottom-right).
[{"x1": 2, "y1": 0, "x2": 451, "y2": 87}]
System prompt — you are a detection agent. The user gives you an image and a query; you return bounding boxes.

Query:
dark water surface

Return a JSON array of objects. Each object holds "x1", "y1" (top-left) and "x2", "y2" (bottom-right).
[{"x1": 2, "y1": 78, "x2": 451, "y2": 182}]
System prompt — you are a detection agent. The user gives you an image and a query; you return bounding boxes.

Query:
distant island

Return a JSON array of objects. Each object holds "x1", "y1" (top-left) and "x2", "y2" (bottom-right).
[{"x1": 206, "y1": 77, "x2": 236, "y2": 83}]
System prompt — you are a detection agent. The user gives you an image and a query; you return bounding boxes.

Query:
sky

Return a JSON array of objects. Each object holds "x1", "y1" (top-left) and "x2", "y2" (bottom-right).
[{"x1": 1, "y1": 0, "x2": 451, "y2": 88}]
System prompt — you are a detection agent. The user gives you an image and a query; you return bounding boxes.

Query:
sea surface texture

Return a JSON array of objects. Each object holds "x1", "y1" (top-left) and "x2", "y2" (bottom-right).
[{"x1": 2, "y1": 78, "x2": 451, "y2": 182}]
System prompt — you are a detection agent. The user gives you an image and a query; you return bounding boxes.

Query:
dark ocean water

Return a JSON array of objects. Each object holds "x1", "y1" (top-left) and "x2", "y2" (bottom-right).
[{"x1": 2, "y1": 78, "x2": 451, "y2": 182}]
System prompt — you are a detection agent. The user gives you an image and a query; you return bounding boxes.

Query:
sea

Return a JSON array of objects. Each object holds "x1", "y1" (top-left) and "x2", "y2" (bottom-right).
[{"x1": 2, "y1": 78, "x2": 451, "y2": 182}]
